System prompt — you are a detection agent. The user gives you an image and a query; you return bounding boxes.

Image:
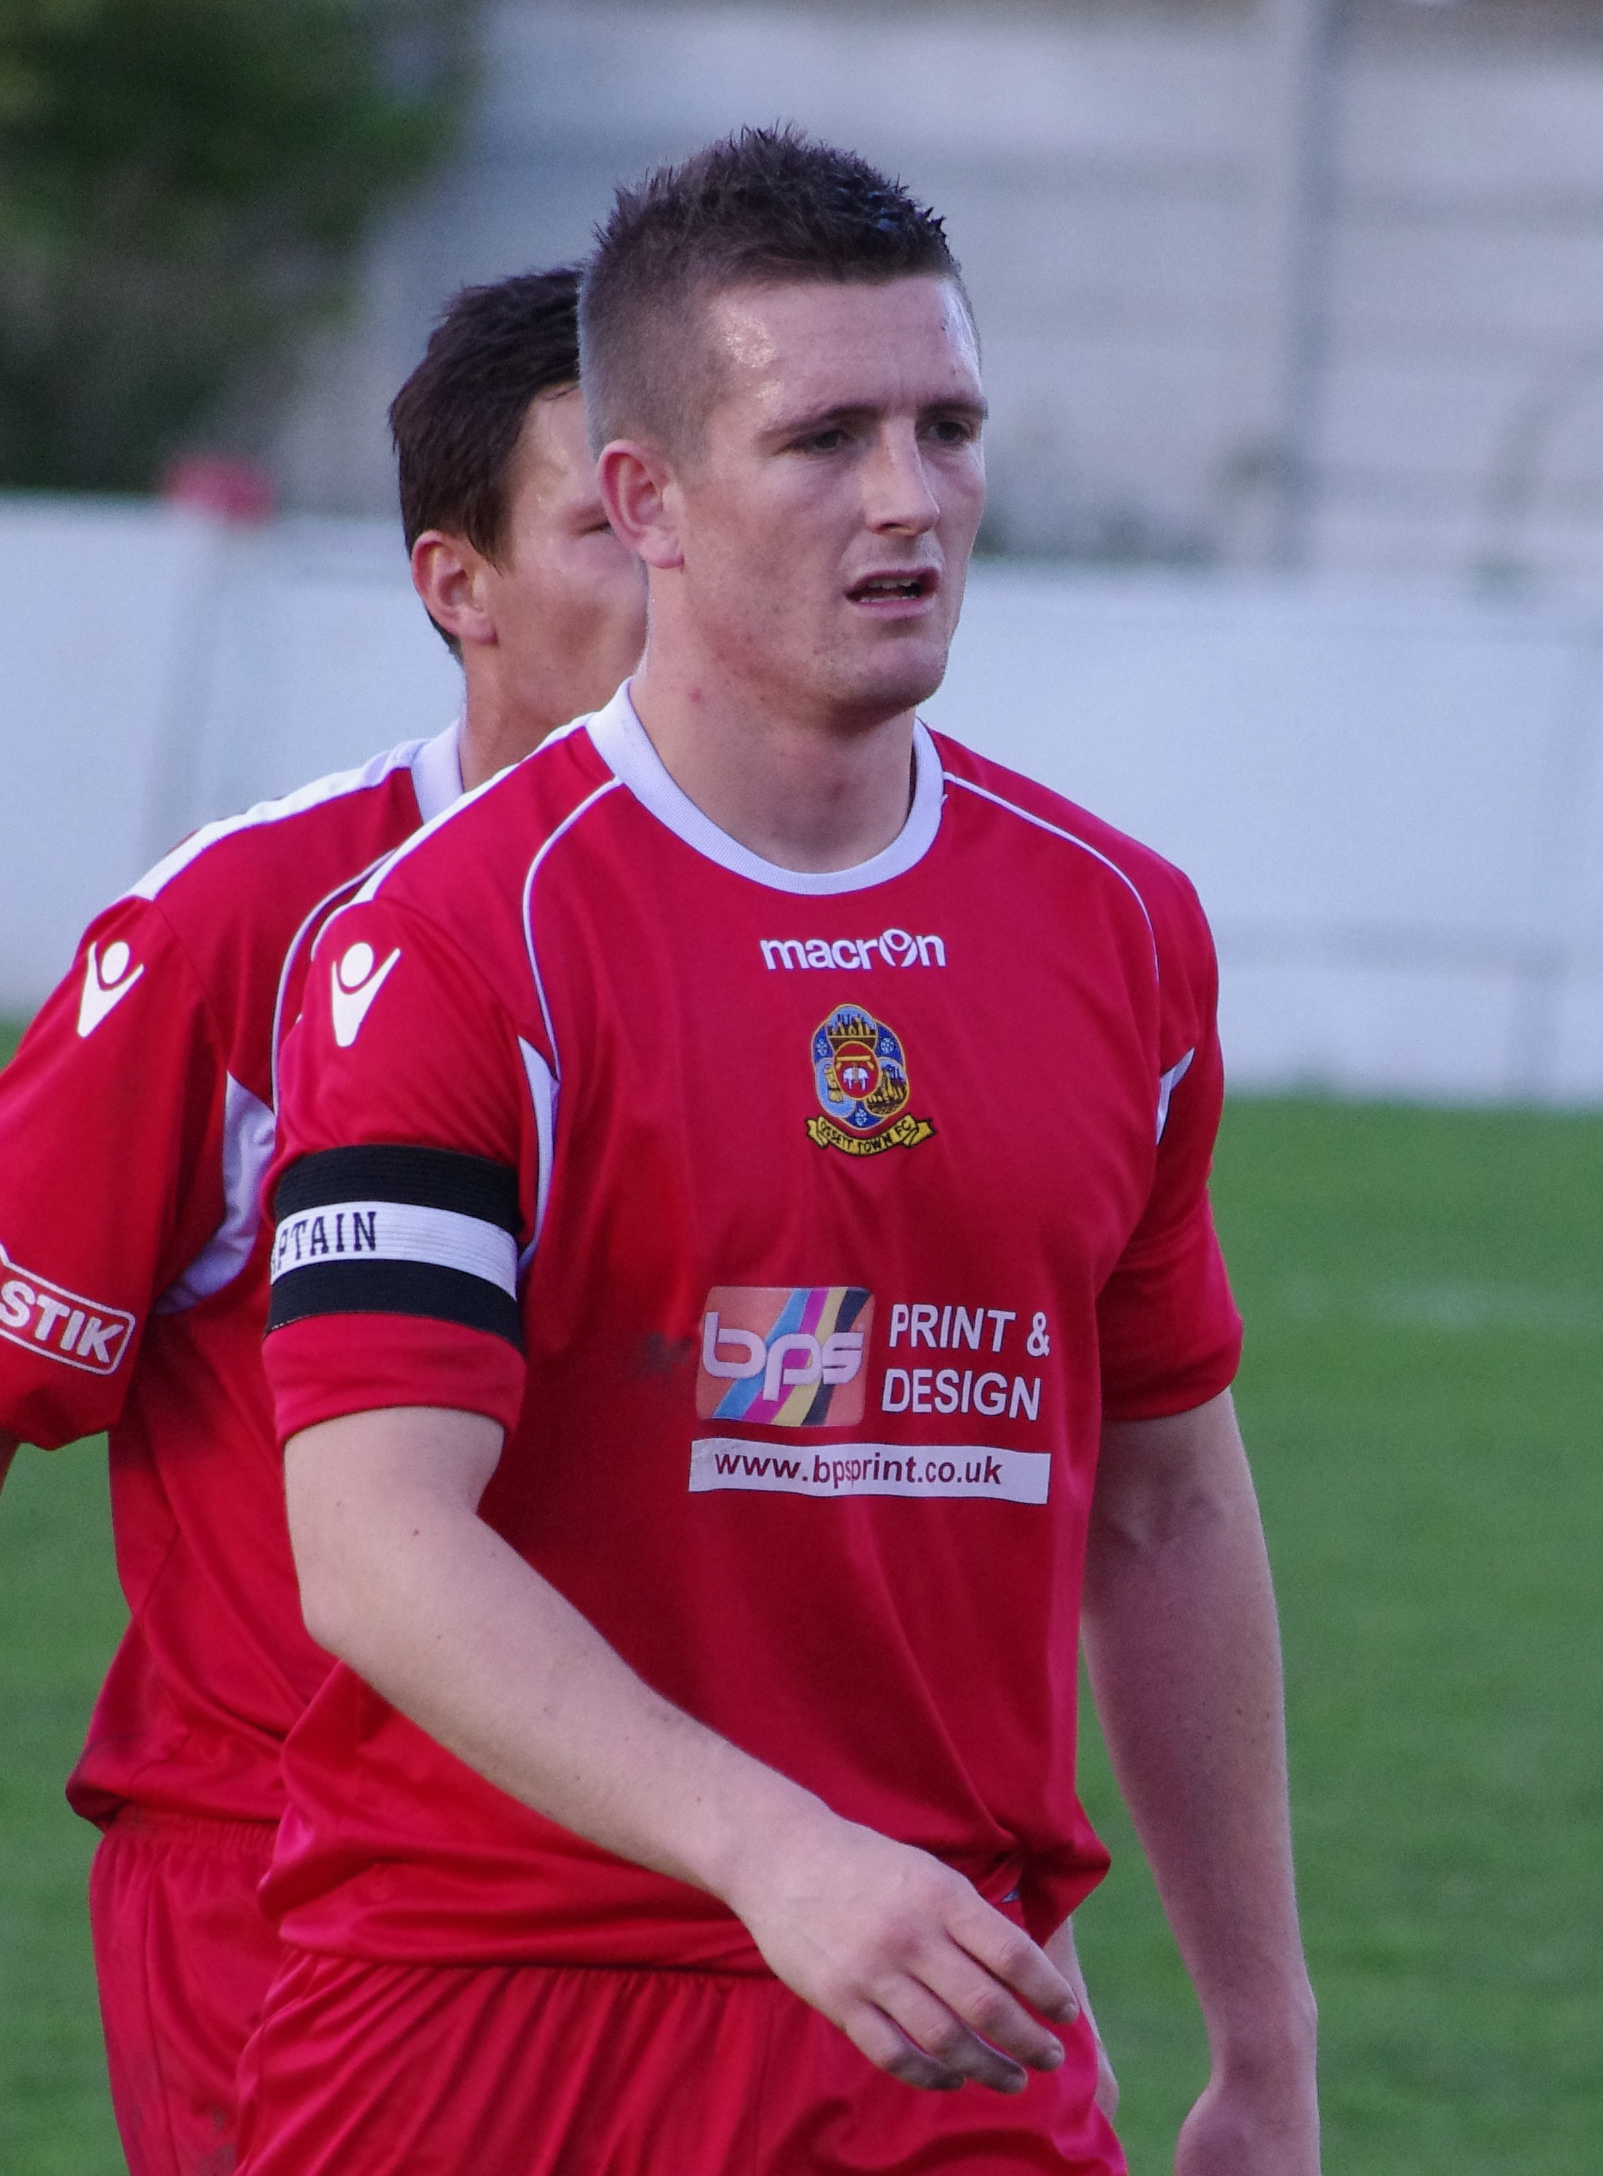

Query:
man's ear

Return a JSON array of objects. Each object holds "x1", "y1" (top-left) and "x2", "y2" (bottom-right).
[
  {"x1": 597, "y1": 440, "x2": 684, "y2": 571},
  {"x1": 410, "y1": 531, "x2": 498, "y2": 649}
]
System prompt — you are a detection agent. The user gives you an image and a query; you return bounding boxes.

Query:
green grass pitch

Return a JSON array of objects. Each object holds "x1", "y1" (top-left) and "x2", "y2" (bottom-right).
[
  {"x1": 1, "y1": 1069, "x2": 1600, "y2": 2172},
  {"x1": 1078, "y1": 1095, "x2": 1603, "y2": 2173}
]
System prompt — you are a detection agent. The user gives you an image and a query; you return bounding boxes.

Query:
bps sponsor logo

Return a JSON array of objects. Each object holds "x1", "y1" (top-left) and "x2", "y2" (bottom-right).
[
  {"x1": 805, "y1": 1007, "x2": 934, "y2": 1159},
  {"x1": 697, "y1": 1285, "x2": 874, "y2": 1427},
  {"x1": 0, "y1": 1240, "x2": 135, "y2": 1374}
]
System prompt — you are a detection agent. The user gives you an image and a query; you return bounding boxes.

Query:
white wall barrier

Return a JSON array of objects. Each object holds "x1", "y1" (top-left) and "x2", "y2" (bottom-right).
[
  {"x1": 930, "y1": 567, "x2": 1603, "y2": 1104},
  {"x1": 5, "y1": 495, "x2": 1602, "y2": 1102},
  {"x1": 0, "y1": 498, "x2": 461, "y2": 1018}
]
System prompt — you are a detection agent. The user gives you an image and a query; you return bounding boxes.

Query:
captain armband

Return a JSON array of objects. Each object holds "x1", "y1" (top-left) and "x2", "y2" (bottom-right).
[{"x1": 267, "y1": 1145, "x2": 522, "y2": 1348}]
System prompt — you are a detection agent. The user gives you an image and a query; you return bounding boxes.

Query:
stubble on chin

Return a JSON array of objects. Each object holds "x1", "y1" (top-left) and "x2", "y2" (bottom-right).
[{"x1": 812, "y1": 635, "x2": 950, "y2": 729}]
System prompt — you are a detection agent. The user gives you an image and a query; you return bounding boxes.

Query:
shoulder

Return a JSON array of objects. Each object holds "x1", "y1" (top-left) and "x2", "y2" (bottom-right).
[
  {"x1": 133, "y1": 738, "x2": 432, "y2": 927},
  {"x1": 103, "y1": 735, "x2": 439, "y2": 1084},
  {"x1": 357, "y1": 716, "x2": 618, "y2": 936},
  {"x1": 929, "y1": 728, "x2": 1213, "y2": 966}
]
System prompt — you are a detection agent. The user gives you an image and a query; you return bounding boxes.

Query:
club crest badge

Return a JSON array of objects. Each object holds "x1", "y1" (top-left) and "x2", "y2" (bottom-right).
[{"x1": 806, "y1": 1006, "x2": 935, "y2": 1157}]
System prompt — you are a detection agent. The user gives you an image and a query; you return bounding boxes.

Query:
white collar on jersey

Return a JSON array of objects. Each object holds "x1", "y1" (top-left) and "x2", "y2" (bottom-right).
[
  {"x1": 584, "y1": 683, "x2": 944, "y2": 896},
  {"x1": 410, "y1": 717, "x2": 465, "y2": 822}
]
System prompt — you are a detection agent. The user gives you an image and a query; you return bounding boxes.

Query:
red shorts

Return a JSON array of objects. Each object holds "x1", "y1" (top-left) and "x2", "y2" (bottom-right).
[
  {"x1": 236, "y1": 1946, "x2": 1127, "y2": 2175},
  {"x1": 89, "y1": 1808, "x2": 282, "y2": 2176}
]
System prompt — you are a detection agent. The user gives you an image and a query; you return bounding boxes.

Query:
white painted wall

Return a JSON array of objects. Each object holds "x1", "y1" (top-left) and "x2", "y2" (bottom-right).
[
  {"x1": 0, "y1": 499, "x2": 461, "y2": 1008},
  {"x1": 928, "y1": 567, "x2": 1603, "y2": 1102},
  {"x1": 7, "y1": 496, "x2": 1602, "y2": 1103}
]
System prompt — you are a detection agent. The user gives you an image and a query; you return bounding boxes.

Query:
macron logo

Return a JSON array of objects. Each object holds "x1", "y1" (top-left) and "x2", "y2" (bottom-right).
[
  {"x1": 760, "y1": 929, "x2": 945, "y2": 974},
  {"x1": 330, "y1": 941, "x2": 400, "y2": 1049},
  {"x1": 77, "y1": 939, "x2": 144, "y2": 1038}
]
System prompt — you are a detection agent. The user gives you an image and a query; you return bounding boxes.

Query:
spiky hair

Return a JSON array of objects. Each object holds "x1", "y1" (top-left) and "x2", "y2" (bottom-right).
[{"x1": 580, "y1": 126, "x2": 966, "y2": 451}]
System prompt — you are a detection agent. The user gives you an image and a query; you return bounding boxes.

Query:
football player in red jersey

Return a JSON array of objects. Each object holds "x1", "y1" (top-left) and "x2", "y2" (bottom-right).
[
  {"x1": 250, "y1": 132, "x2": 1318, "y2": 2176},
  {"x1": 0, "y1": 267, "x2": 644, "y2": 2176}
]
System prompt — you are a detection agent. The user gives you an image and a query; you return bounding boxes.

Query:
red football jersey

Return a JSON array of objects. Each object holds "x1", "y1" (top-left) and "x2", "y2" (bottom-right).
[
  {"x1": 0, "y1": 727, "x2": 462, "y2": 1823},
  {"x1": 262, "y1": 687, "x2": 1242, "y2": 1966}
]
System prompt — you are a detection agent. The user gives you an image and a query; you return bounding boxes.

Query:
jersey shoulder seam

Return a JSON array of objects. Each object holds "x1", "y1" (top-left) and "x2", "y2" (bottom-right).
[
  {"x1": 520, "y1": 775, "x2": 628, "y2": 1083},
  {"x1": 83, "y1": 890, "x2": 235, "y2": 1291},
  {"x1": 129, "y1": 739, "x2": 426, "y2": 904},
  {"x1": 129, "y1": 889, "x2": 241, "y2": 1088},
  {"x1": 350, "y1": 729, "x2": 593, "y2": 909},
  {"x1": 940, "y1": 768, "x2": 1160, "y2": 962},
  {"x1": 313, "y1": 887, "x2": 532, "y2": 1059}
]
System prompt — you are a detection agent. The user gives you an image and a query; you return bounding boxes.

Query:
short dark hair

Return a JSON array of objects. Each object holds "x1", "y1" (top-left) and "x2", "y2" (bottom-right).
[
  {"x1": 580, "y1": 127, "x2": 965, "y2": 452},
  {"x1": 390, "y1": 265, "x2": 582, "y2": 563}
]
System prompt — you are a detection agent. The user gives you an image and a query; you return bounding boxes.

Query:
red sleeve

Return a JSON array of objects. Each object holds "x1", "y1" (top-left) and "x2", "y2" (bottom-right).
[
  {"x1": 1096, "y1": 877, "x2": 1243, "y2": 1423},
  {"x1": 0, "y1": 898, "x2": 227, "y2": 1449},
  {"x1": 263, "y1": 899, "x2": 534, "y2": 1444}
]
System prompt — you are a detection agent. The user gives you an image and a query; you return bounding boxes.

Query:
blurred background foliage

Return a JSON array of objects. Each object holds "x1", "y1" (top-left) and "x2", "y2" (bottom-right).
[{"x1": 0, "y1": 0, "x2": 475, "y2": 492}]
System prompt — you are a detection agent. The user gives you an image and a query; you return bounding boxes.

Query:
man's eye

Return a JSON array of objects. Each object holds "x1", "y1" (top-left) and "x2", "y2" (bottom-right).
[
  {"x1": 925, "y1": 417, "x2": 977, "y2": 445},
  {"x1": 795, "y1": 428, "x2": 850, "y2": 454}
]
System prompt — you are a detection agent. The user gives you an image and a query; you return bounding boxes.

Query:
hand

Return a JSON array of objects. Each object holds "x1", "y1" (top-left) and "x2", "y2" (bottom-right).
[
  {"x1": 1175, "y1": 2064, "x2": 1320, "y2": 2176},
  {"x1": 726, "y1": 1812, "x2": 1079, "y2": 2094}
]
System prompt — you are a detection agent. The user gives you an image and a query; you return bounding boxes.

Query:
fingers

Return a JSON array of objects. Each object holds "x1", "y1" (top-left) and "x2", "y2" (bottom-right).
[
  {"x1": 840, "y1": 1916, "x2": 1072, "y2": 2094},
  {"x1": 915, "y1": 1940, "x2": 1068, "y2": 2079},
  {"x1": 841, "y1": 1987, "x2": 1032, "y2": 2095},
  {"x1": 840, "y1": 2000, "x2": 967, "y2": 2093},
  {"x1": 874, "y1": 1974, "x2": 1037, "y2": 2093},
  {"x1": 952, "y1": 1901, "x2": 1081, "y2": 2026},
  {"x1": 833, "y1": 1884, "x2": 1078, "y2": 2091},
  {"x1": 734, "y1": 1820, "x2": 1084, "y2": 2096}
]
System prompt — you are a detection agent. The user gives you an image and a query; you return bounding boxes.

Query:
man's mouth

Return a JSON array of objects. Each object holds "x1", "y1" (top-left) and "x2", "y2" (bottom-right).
[{"x1": 846, "y1": 570, "x2": 937, "y2": 604}]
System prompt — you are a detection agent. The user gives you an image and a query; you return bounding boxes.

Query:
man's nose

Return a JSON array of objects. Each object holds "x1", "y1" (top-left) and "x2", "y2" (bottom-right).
[{"x1": 863, "y1": 423, "x2": 940, "y2": 534}]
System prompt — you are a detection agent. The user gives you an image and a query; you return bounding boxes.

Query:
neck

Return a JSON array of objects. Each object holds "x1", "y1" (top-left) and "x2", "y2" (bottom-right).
[
  {"x1": 627, "y1": 636, "x2": 917, "y2": 875},
  {"x1": 458, "y1": 670, "x2": 560, "y2": 792}
]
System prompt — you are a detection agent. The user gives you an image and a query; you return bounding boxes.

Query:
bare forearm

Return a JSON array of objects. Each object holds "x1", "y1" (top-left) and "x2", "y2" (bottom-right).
[
  {"x1": 284, "y1": 1407, "x2": 1079, "y2": 2096},
  {"x1": 287, "y1": 1410, "x2": 822, "y2": 1903},
  {"x1": 1082, "y1": 1393, "x2": 1315, "y2": 2063}
]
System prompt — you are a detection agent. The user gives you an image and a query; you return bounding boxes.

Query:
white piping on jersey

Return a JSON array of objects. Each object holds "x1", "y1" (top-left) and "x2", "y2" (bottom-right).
[
  {"x1": 348, "y1": 734, "x2": 539, "y2": 909},
  {"x1": 409, "y1": 718, "x2": 464, "y2": 823},
  {"x1": 129, "y1": 737, "x2": 431, "y2": 902},
  {"x1": 133, "y1": 724, "x2": 462, "y2": 1308},
  {"x1": 271, "y1": 859, "x2": 390, "y2": 1111},
  {"x1": 267, "y1": 723, "x2": 464, "y2": 1108},
  {"x1": 586, "y1": 684, "x2": 946, "y2": 896},
  {"x1": 519, "y1": 778, "x2": 627, "y2": 1080},
  {"x1": 1156, "y1": 1049, "x2": 1195, "y2": 1144},
  {"x1": 518, "y1": 1039, "x2": 557, "y2": 1269},
  {"x1": 153, "y1": 1074, "x2": 276, "y2": 1314},
  {"x1": 940, "y1": 772, "x2": 1158, "y2": 965},
  {"x1": 941, "y1": 770, "x2": 1182, "y2": 1134}
]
